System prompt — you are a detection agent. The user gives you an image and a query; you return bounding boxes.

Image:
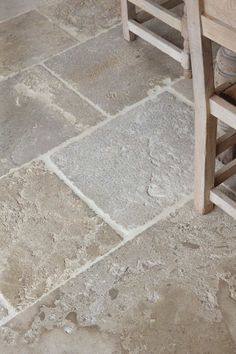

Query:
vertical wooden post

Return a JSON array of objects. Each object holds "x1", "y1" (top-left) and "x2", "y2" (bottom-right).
[
  {"x1": 186, "y1": 0, "x2": 217, "y2": 214},
  {"x1": 215, "y1": 47, "x2": 236, "y2": 162},
  {"x1": 121, "y1": 0, "x2": 136, "y2": 41},
  {"x1": 182, "y1": 1, "x2": 192, "y2": 79}
]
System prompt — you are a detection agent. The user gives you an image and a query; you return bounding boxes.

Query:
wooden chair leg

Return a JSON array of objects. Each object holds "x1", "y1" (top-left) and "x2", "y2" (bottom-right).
[
  {"x1": 121, "y1": 0, "x2": 136, "y2": 41},
  {"x1": 182, "y1": 1, "x2": 192, "y2": 79},
  {"x1": 187, "y1": 0, "x2": 217, "y2": 214}
]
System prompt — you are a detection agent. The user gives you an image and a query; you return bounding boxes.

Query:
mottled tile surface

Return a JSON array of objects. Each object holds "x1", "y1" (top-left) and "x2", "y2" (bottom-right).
[
  {"x1": 0, "y1": 65, "x2": 104, "y2": 176},
  {"x1": 52, "y1": 92, "x2": 194, "y2": 230},
  {"x1": 0, "y1": 162, "x2": 121, "y2": 312},
  {"x1": 39, "y1": 0, "x2": 121, "y2": 41},
  {"x1": 172, "y1": 78, "x2": 194, "y2": 102},
  {"x1": 0, "y1": 10, "x2": 76, "y2": 77},
  {"x1": 1, "y1": 203, "x2": 236, "y2": 353},
  {"x1": 45, "y1": 26, "x2": 182, "y2": 114},
  {"x1": 0, "y1": 0, "x2": 36, "y2": 21}
]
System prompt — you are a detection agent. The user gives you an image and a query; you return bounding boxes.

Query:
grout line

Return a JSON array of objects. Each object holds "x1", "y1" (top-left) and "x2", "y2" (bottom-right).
[
  {"x1": 41, "y1": 63, "x2": 111, "y2": 119},
  {"x1": 0, "y1": 18, "x2": 121, "y2": 83},
  {"x1": 0, "y1": 83, "x2": 176, "y2": 182},
  {"x1": 35, "y1": 8, "x2": 79, "y2": 42},
  {"x1": 167, "y1": 85, "x2": 194, "y2": 108},
  {"x1": 0, "y1": 41, "x2": 81, "y2": 83},
  {"x1": 0, "y1": 80, "x2": 184, "y2": 181},
  {"x1": 0, "y1": 8, "x2": 35, "y2": 24},
  {"x1": 125, "y1": 193, "x2": 193, "y2": 240},
  {"x1": 42, "y1": 154, "x2": 193, "y2": 242},
  {"x1": 41, "y1": 155, "x2": 128, "y2": 239},
  {"x1": 0, "y1": 158, "x2": 40, "y2": 181},
  {"x1": 0, "y1": 239, "x2": 126, "y2": 327},
  {"x1": 0, "y1": 293, "x2": 15, "y2": 319},
  {"x1": 37, "y1": 6, "x2": 122, "y2": 43},
  {"x1": 0, "y1": 190, "x2": 192, "y2": 328}
]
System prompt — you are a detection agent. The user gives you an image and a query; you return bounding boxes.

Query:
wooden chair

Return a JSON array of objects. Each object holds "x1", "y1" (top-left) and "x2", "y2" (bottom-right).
[
  {"x1": 186, "y1": 0, "x2": 236, "y2": 219},
  {"x1": 121, "y1": 0, "x2": 192, "y2": 78}
]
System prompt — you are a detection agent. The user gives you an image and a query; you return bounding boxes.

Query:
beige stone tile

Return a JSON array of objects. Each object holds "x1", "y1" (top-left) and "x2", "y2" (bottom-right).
[
  {"x1": 172, "y1": 78, "x2": 194, "y2": 102},
  {"x1": 52, "y1": 92, "x2": 194, "y2": 230},
  {"x1": 0, "y1": 10, "x2": 76, "y2": 77},
  {"x1": 0, "y1": 65, "x2": 104, "y2": 176},
  {"x1": 45, "y1": 26, "x2": 182, "y2": 114},
  {"x1": 0, "y1": 161, "x2": 121, "y2": 314},
  {"x1": 39, "y1": 0, "x2": 121, "y2": 41},
  {"x1": 1, "y1": 202, "x2": 236, "y2": 353},
  {"x1": 0, "y1": 1, "x2": 36, "y2": 21}
]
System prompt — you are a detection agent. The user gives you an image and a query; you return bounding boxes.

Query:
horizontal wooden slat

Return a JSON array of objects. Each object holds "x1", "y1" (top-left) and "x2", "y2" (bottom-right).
[
  {"x1": 209, "y1": 95, "x2": 236, "y2": 130},
  {"x1": 210, "y1": 189, "x2": 236, "y2": 219},
  {"x1": 215, "y1": 159, "x2": 236, "y2": 186},
  {"x1": 203, "y1": 0, "x2": 236, "y2": 30},
  {"x1": 136, "y1": 0, "x2": 182, "y2": 23},
  {"x1": 128, "y1": 20, "x2": 183, "y2": 62},
  {"x1": 129, "y1": 0, "x2": 182, "y2": 31},
  {"x1": 201, "y1": 15, "x2": 236, "y2": 53},
  {"x1": 216, "y1": 131, "x2": 236, "y2": 156}
]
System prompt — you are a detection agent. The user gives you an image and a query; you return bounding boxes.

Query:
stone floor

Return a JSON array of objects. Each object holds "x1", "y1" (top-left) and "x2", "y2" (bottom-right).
[{"x1": 0, "y1": 1, "x2": 236, "y2": 353}]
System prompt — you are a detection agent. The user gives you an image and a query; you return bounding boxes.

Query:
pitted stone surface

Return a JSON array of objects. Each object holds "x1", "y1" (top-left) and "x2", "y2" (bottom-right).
[
  {"x1": 0, "y1": 162, "x2": 121, "y2": 313},
  {"x1": 0, "y1": 10, "x2": 76, "y2": 77},
  {"x1": 172, "y1": 78, "x2": 194, "y2": 103},
  {"x1": 39, "y1": 0, "x2": 121, "y2": 41},
  {"x1": 45, "y1": 26, "x2": 182, "y2": 114},
  {"x1": 52, "y1": 92, "x2": 194, "y2": 230},
  {"x1": 0, "y1": 65, "x2": 104, "y2": 176},
  {"x1": 0, "y1": 0, "x2": 36, "y2": 21},
  {"x1": 1, "y1": 203, "x2": 236, "y2": 353}
]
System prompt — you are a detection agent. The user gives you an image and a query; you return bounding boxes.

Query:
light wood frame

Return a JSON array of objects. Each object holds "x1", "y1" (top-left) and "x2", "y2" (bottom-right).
[
  {"x1": 121, "y1": 0, "x2": 192, "y2": 78},
  {"x1": 187, "y1": 0, "x2": 236, "y2": 219}
]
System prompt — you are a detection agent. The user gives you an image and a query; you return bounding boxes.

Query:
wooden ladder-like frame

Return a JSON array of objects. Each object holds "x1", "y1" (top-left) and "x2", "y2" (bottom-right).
[
  {"x1": 187, "y1": 0, "x2": 236, "y2": 219},
  {"x1": 121, "y1": 0, "x2": 191, "y2": 78}
]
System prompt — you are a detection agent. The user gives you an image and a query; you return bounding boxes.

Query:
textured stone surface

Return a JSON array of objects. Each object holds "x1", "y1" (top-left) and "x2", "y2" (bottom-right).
[
  {"x1": 1, "y1": 202, "x2": 236, "y2": 353},
  {"x1": 0, "y1": 10, "x2": 76, "y2": 77},
  {"x1": 172, "y1": 78, "x2": 194, "y2": 102},
  {"x1": 0, "y1": 0, "x2": 36, "y2": 21},
  {"x1": 0, "y1": 65, "x2": 104, "y2": 176},
  {"x1": 45, "y1": 26, "x2": 182, "y2": 114},
  {"x1": 0, "y1": 162, "x2": 121, "y2": 312},
  {"x1": 39, "y1": 0, "x2": 121, "y2": 41},
  {"x1": 52, "y1": 92, "x2": 194, "y2": 230}
]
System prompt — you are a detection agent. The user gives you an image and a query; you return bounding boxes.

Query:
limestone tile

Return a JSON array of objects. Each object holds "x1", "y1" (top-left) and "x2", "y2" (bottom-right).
[
  {"x1": 0, "y1": 1, "x2": 37, "y2": 21},
  {"x1": 0, "y1": 10, "x2": 77, "y2": 77},
  {"x1": 0, "y1": 161, "x2": 121, "y2": 313},
  {"x1": 172, "y1": 78, "x2": 194, "y2": 103},
  {"x1": 45, "y1": 26, "x2": 182, "y2": 114},
  {"x1": 0, "y1": 65, "x2": 104, "y2": 176},
  {"x1": 52, "y1": 92, "x2": 194, "y2": 230},
  {"x1": 39, "y1": 0, "x2": 121, "y2": 41},
  {"x1": 1, "y1": 202, "x2": 236, "y2": 353}
]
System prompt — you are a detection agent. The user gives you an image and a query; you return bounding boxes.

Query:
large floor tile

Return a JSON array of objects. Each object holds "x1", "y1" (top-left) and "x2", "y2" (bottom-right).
[
  {"x1": 39, "y1": 0, "x2": 121, "y2": 41},
  {"x1": 0, "y1": 65, "x2": 104, "y2": 176},
  {"x1": 0, "y1": 162, "x2": 121, "y2": 314},
  {"x1": 45, "y1": 26, "x2": 182, "y2": 114},
  {"x1": 52, "y1": 92, "x2": 194, "y2": 230},
  {"x1": 1, "y1": 202, "x2": 236, "y2": 353},
  {"x1": 0, "y1": 1, "x2": 37, "y2": 21},
  {"x1": 0, "y1": 10, "x2": 76, "y2": 77}
]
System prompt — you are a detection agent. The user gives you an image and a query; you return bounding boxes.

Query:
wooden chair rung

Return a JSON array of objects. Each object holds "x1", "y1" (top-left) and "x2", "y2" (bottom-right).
[
  {"x1": 128, "y1": 20, "x2": 183, "y2": 62},
  {"x1": 216, "y1": 131, "x2": 236, "y2": 156},
  {"x1": 209, "y1": 95, "x2": 236, "y2": 130},
  {"x1": 136, "y1": 0, "x2": 182, "y2": 24},
  {"x1": 201, "y1": 15, "x2": 236, "y2": 53},
  {"x1": 129, "y1": 0, "x2": 182, "y2": 31},
  {"x1": 215, "y1": 159, "x2": 236, "y2": 186},
  {"x1": 210, "y1": 189, "x2": 236, "y2": 219}
]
